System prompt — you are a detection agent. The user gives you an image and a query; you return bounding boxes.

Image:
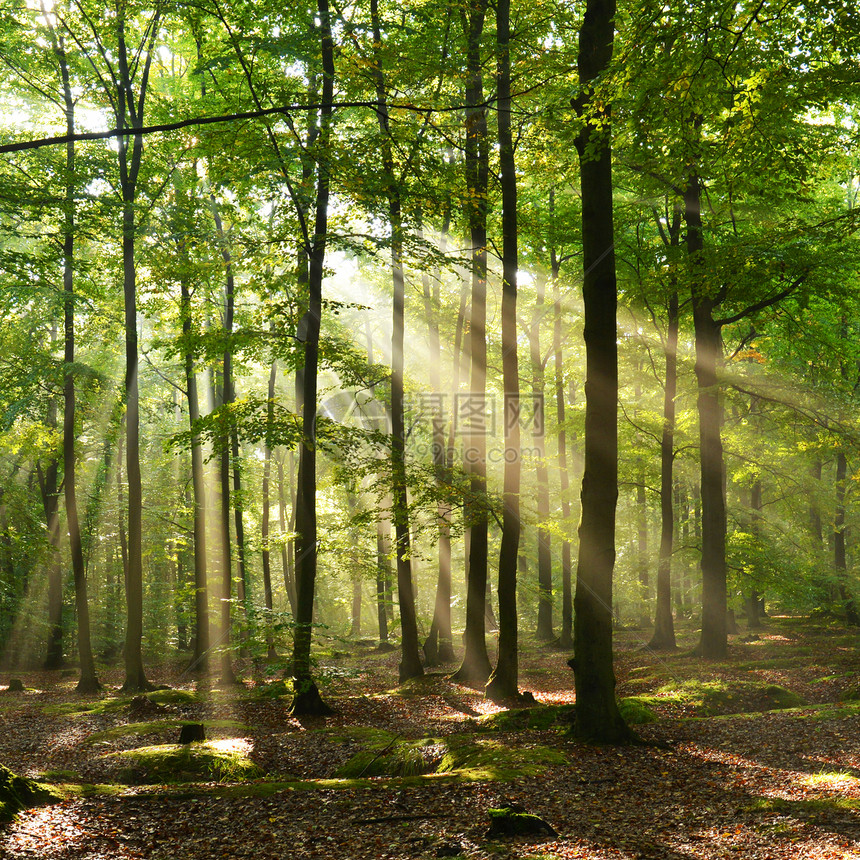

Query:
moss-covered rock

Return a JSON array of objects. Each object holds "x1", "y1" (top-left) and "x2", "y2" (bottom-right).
[
  {"x1": 486, "y1": 805, "x2": 558, "y2": 838},
  {"x1": 0, "y1": 764, "x2": 59, "y2": 821}
]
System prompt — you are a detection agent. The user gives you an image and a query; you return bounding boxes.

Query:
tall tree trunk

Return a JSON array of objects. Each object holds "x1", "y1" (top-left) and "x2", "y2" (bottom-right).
[
  {"x1": 53, "y1": 43, "x2": 100, "y2": 691},
  {"x1": 452, "y1": 0, "x2": 492, "y2": 685},
  {"x1": 569, "y1": 0, "x2": 632, "y2": 743},
  {"x1": 421, "y1": 212, "x2": 457, "y2": 667},
  {"x1": 261, "y1": 360, "x2": 278, "y2": 659},
  {"x1": 40, "y1": 372, "x2": 63, "y2": 671},
  {"x1": 290, "y1": 0, "x2": 335, "y2": 715},
  {"x1": 116, "y1": 11, "x2": 157, "y2": 693},
  {"x1": 551, "y1": 236, "x2": 574, "y2": 650},
  {"x1": 181, "y1": 287, "x2": 210, "y2": 673},
  {"x1": 649, "y1": 289, "x2": 679, "y2": 651},
  {"x1": 687, "y1": 174, "x2": 728, "y2": 659},
  {"x1": 835, "y1": 452, "x2": 859, "y2": 624},
  {"x1": 486, "y1": 0, "x2": 522, "y2": 702},
  {"x1": 276, "y1": 451, "x2": 297, "y2": 615},
  {"x1": 370, "y1": 0, "x2": 423, "y2": 682},
  {"x1": 746, "y1": 479, "x2": 763, "y2": 629},
  {"x1": 531, "y1": 274, "x2": 554, "y2": 641}
]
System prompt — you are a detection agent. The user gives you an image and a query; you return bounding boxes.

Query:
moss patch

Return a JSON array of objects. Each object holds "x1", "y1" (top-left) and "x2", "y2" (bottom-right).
[
  {"x1": 104, "y1": 742, "x2": 265, "y2": 784},
  {"x1": 748, "y1": 796, "x2": 860, "y2": 816},
  {"x1": 477, "y1": 704, "x2": 575, "y2": 733},
  {"x1": 0, "y1": 764, "x2": 60, "y2": 821},
  {"x1": 84, "y1": 719, "x2": 247, "y2": 745},
  {"x1": 334, "y1": 736, "x2": 442, "y2": 778}
]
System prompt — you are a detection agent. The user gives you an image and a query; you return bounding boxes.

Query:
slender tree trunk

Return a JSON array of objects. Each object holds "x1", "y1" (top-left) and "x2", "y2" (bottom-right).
[
  {"x1": 180, "y1": 275, "x2": 210, "y2": 673},
  {"x1": 649, "y1": 290, "x2": 679, "y2": 651},
  {"x1": 552, "y1": 248, "x2": 574, "y2": 650},
  {"x1": 746, "y1": 479, "x2": 763, "y2": 629},
  {"x1": 531, "y1": 274, "x2": 554, "y2": 641},
  {"x1": 835, "y1": 452, "x2": 859, "y2": 624},
  {"x1": 453, "y1": 0, "x2": 492, "y2": 685},
  {"x1": 687, "y1": 174, "x2": 728, "y2": 659},
  {"x1": 569, "y1": 0, "x2": 632, "y2": 743},
  {"x1": 486, "y1": 0, "x2": 522, "y2": 702},
  {"x1": 368, "y1": 0, "x2": 423, "y2": 682},
  {"x1": 421, "y1": 212, "x2": 456, "y2": 666},
  {"x1": 275, "y1": 452, "x2": 297, "y2": 615},
  {"x1": 261, "y1": 361, "x2": 278, "y2": 659},
  {"x1": 116, "y1": 13, "x2": 157, "y2": 693},
  {"x1": 290, "y1": 0, "x2": 335, "y2": 715}
]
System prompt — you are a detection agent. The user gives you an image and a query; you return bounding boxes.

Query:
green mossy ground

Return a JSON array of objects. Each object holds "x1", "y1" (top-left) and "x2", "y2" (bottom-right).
[{"x1": 43, "y1": 688, "x2": 202, "y2": 717}]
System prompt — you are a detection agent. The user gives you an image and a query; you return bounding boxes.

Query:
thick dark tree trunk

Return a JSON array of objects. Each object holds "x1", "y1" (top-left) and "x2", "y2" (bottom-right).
[
  {"x1": 649, "y1": 289, "x2": 678, "y2": 651},
  {"x1": 687, "y1": 174, "x2": 728, "y2": 660},
  {"x1": 452, "y1": 0, "x2": 492, "y2": 686},
  {"x1": 570, "y1": 0, "x2": 632, "y2": 743},
  {"x1": 290, "y1": 0, "x2": 335, "y2": 716},
  {"x1": 486, "y1": 0, "x2": 522, "y2": 702}
]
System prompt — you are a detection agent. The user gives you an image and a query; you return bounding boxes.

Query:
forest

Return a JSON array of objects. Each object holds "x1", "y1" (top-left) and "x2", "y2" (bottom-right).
[{"x1": 1, "y1": 0, "x2": 860, "y2": 856}]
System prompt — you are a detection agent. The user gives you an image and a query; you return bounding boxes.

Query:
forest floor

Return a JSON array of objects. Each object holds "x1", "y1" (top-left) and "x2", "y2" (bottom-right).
[{"x1": 0, "y1": 616, "x2": 859, "y2": 859}]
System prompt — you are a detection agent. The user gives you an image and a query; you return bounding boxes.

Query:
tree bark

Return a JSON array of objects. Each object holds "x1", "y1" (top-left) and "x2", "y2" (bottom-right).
[
  {"x1": 570, "y1": 0, "x2": 632, "y2": 743},
  {"x1": 261, "y1": 360, "x2": 278, "y2": 659}
]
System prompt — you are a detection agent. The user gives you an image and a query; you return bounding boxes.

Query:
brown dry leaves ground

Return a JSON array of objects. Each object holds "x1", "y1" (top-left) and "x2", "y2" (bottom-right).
[{"x1": 1, "y1": 618, "x2": 860, "y2": 860}]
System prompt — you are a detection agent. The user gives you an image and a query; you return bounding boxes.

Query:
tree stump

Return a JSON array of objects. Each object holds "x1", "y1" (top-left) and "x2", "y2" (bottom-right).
[
  {"x1": 178, "y1": 723, "x2": 205, "y2": 744},
  {"x1": 7, "y1": 680, "x2": 24, "y2": 693}
]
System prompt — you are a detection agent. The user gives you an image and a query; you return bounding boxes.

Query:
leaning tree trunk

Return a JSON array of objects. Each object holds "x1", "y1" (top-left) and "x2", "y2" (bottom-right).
[
  {"x1": 486, "y1": 0, "x2": 522, "y2": 703},
  {"x1": 290, "y1": 0, "x2": 335, "y2": 716},
  {"x1": 452, "y1": 0, "x2": 492, "y2": 686},
  {"x1": 570, "y1": 0, "x2": 632, "y2": 743}
]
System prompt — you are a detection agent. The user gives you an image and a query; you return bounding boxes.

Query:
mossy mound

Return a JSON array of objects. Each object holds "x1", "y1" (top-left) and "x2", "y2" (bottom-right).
[
  {"x1": 0, "y1": 764, "x2": 59, "y2": 821},
  {"x1": 334, "y1": 736, "x2": 442, "y2": 778},
  {"x1": 437, "y1": 736, "x2": 567, "y2": 780},
  {"x1": 331, "y1": 729, "x2": 566, "y2": 782},
  {"x1": 44, "y1": 688, "x2": 201, "y2": 718},
  {"x1": 617, "y1": 696, "x2": 658, "y2": 725},
  {"x1": 486, "y1": 806, "x2": 558, "y2": 839},
  {"x1": 657, "y1": 679, "x2": 805, "y2": 716},
  {"x1": 104, "y1": 743, "x2": 265, "y2": 784}
]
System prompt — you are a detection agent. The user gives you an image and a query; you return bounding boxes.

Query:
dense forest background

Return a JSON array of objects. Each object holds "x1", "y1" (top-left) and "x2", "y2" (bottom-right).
[{"x1": 1, "y1": 0, "x2": 859, "y2": 729}]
